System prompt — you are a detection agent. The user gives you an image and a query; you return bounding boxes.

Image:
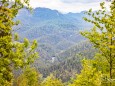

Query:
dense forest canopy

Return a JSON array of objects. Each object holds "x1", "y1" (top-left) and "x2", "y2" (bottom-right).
[{"x1": 0, "y1": 0, "x2": 115, "y2": 86}]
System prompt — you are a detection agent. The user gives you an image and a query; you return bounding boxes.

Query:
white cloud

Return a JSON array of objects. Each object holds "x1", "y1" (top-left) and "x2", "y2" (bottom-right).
[
  {"x1": 29, "y1": 0, "x2": 110, "y2": 13},
  {"x1": 61, "y1": 0, "x2": 105, "y2": 3}
]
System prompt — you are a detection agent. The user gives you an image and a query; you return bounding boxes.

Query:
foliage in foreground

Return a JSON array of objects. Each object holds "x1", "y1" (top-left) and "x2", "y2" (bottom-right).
[
  {"x1": 69, "y1": 59, "x2": 102, "y2": 86},
  {"x1": 81, "y1": 0, "x2": 115, "y2": 80},
  {"x1": 17, "y1": 66, "x2": 41, "y2": 86},
  {"x1": 0, "y1": 0, "x2": 115, "y2": 86},
  {"x1": 0, "y1": 0, "x2": 38, "y2": 85}
]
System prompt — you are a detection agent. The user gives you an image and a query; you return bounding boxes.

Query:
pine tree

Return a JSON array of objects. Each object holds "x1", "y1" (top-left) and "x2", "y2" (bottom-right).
[{"x1": 0, "y1": 0, "x2": 38, "y2": 85}]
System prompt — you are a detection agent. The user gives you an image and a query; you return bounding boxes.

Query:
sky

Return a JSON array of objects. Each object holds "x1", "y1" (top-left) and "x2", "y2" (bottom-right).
[{"x1": 30, "y1": 0, "x2": 111, "y2": 13}]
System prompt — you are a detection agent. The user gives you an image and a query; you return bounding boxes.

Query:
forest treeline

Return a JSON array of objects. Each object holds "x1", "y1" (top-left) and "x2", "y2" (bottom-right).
[
  {"x1": 0, "y1": 0, "x2": 115, "y2": 86},
  {"x1": 36, "y1": 41, "x2": 96, "y2": 82}
]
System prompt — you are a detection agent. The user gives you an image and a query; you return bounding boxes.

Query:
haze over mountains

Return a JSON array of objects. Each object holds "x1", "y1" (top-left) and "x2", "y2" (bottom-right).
[
  {"x1": 15, "y1": 7, "x2": 93, "y2": 65},
  {"x1": 14, "y1": 7, "x2": 95, "y2": 81}
]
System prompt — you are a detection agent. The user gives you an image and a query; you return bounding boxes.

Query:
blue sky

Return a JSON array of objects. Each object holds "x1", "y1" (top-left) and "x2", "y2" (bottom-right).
[{"x1": 30, "y1": 0, "x2": 110, "y2": 13}]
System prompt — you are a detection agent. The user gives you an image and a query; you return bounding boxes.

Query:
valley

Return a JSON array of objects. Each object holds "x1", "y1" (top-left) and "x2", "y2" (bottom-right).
[{"x1": 14, "y1": 8, "x2": 94, "y2": 81}]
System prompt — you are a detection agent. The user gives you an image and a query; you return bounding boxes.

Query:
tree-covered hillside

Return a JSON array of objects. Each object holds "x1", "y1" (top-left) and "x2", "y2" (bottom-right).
[
  {"x1": 14, "y1": 8, "x2": 93, "y2": 61},
  {"x1": 36, "y1": 41, "x2": 97, "y2": 82},
  {"x1": 1, "y1": 0, "x2": 115, "y2": 86}
]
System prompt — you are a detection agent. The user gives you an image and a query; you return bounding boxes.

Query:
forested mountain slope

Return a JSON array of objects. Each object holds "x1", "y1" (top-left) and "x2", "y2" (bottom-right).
[
  {"x1": 14, "y1": 8, "x2": 95, "y2": 81},
  {"x1": 15, "y1": 8, "x2": 93, "y2": 61},
  {"x1": 34, "y1": 41, "x2": 97, "y2": 82}
]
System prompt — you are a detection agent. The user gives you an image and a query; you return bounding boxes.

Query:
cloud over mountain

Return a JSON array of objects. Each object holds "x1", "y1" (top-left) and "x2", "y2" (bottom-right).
[
  {"x1": 61, "y1": 0, "x2": 105, "y2": 3},
  {"x1": 30, "y1": 0, "x2": 110, "y2": 13}
]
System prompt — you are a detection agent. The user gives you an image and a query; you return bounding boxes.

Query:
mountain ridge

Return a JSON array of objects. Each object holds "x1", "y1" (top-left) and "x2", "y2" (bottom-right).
[{"x1": 15, "y1": 7, "x2": 93, "y2": 62}]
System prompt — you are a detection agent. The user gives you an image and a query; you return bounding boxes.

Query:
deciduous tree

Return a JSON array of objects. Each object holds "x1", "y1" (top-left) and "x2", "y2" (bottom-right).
[
  {"x1": 0, "y1": 0, "x2": 38, "y2": 85},
  {"x1": 69, "y1": 59, "x2": 102, "y2": 86},
  {"x1": 17, "y1": 66, "x2": 41, "y2": 86},
  {"x1": 81, "y1": 0, "x2": 115, "y2": 80},
  {"x1": 41, "y1": 74, "x2": 64, "y2": 86}
]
